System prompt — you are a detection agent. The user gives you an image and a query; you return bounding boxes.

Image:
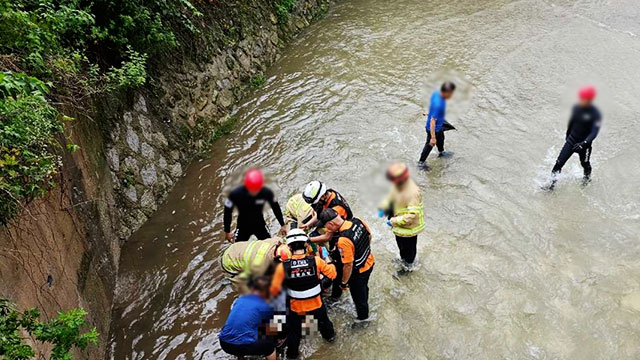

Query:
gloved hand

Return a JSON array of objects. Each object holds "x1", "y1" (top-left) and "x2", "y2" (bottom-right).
[
  {"x1": 340, "y1": 282, "x2": 350, "y2": 291},
  {"x1": 386, "y1": 219, "x2": 392, "y2": 227},
  {"x1": 377, "y1": 209, "x2": 385, "y2": 218},
  {"x1": 572, "y1": 141, "x2": 588, "y2": 152}
]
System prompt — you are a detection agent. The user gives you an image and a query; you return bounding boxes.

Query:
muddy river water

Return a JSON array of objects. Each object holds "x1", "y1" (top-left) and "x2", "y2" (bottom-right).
[{"x1": 110, "y1": 0, "x2": 640, "y2": 358}]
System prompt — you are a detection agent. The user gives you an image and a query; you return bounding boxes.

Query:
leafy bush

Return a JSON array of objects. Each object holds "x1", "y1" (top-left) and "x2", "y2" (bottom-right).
[
  {"x1": 0, "y1": 72, "x2": 65, "y2": 224},
  {"x1": 250, "y1": 74, "x2": 266, "y2": 89},
  {"x1": 275, "y1": 0, "x2": 297, "y2": 24},
  {"x1": 0, "y1": 0, "x2": 201, "y2": 90},
  {"x1": 0, "y1": 0, "x2": 201, "y2": 223},
  {"x1": 0, "y1": 298, "x2": 98, "y2": 360}
]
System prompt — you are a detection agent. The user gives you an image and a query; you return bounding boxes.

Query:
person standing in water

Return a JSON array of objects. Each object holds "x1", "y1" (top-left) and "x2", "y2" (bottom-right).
[
  {"x1": 418, "y1": 81, "x2": 456, "y2": 170},
  {"x1": 545, "y1": 86, "x2": 602, "y2": 190},
  {"x1": 379, "y1": 163, "x2": 425, "y2": 268},
  {"x1": 223, "y1": 169, "x2": 287, "y2": 242}
]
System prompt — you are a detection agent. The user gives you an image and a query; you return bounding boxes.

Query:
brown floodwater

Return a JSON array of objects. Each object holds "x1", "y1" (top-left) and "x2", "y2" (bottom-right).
[{"x1": 110, "y1": 0, "x2": 640, "y2": 358}]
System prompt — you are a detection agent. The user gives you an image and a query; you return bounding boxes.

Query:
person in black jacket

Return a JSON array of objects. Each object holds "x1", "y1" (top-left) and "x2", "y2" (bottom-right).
[
  {"x1": 223, "y1": 169, "x2": 286, "y2": 242},
  {"x1": 545, "y1": 86, "x2": 602, "y2": 190}
]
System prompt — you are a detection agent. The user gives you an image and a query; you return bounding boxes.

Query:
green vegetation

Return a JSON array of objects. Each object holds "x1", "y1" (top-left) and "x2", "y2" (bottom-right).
[
  {"x1": 0, "y1": 0, "x2": 201, "y2": 223},
  {"x1": 0, "y1": 299, "x2": 98, "y2": 360},
  {"x1": 275, "y1": 0, "x2": 297, "y2": 24},
  {"x1": 0, "y1": 72, "x2": 64, "y2": 224},
  {"x1": 251, "y1": 74, "x2": 266, "y2": 89}
]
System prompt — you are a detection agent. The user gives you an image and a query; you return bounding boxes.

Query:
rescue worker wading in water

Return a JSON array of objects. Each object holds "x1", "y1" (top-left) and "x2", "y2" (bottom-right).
[
  {"x1": 379, "y1": 163, "x2": 425, "y2": 269},
  {"x1": 270, "y1": 229, "x2": 337, "y2": 359},
  {"x1": 220, "y1": 237, "x2": 290, "y2": 293},
  {"x1": 319, "y1": 209, "x2": 375, "y2": 323},
  {"x1": 300, "y1": 181, "x2": 354, "y2": 299},
  {"x1": 223, "y1": 169, "x2": 287, "y2": 243}
]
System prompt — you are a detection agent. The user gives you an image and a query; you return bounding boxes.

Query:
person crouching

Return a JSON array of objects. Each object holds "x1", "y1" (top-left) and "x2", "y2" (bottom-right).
[
  {"x1": 270, "y1": 229, "x2": 337, "y2": 359},
  {"x1": 218, "y1": 276, "x2": 277, "y2": 360}
]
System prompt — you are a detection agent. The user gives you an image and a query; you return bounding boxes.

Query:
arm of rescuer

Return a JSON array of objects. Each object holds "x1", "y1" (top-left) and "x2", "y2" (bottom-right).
[
  {"x1": 584, "y1": 109, "x2": 602, "y2": 145},
  {"x1": 565, "y1": 109, "x2": 574, "y2": 140},
  {"x1": 269, "y1": 262, "x2": 286, "y2": 297},
  {"x1": 337, "y1": 237, "x2": 355, "y2": 287},
  {"x1": 308, "y1": 205, "x2": 349, "y2": 243},
  {"x1": 316, "y1": 256, "x2": 337, "y2": 280},
  {"x1": 267, "y1": 191, "x2": 286, "y2": 235},
  {"x1": 390, "y1": 189, "x2": 421, "y2": 228},
  {"x1": 223, "y1": 195, "x2": 235, "y2": 242},
  {"x1": 378, "y1": 188, "x2": 395, "y2": 218},
  {"x1": 429, "y1": 115, "x2": 437, "y2": 146}
]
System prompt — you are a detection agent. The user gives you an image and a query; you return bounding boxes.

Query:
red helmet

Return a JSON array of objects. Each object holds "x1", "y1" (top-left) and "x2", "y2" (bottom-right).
[
  {"x1": 386, "y1": 162, "x2": 409, "y2": 184},
  {"x1": 578, "y1": 86, "x2": 596, "y2": 101},
  {"x1": 244, "y1": 169, "x2": 264, "y2": 193}
]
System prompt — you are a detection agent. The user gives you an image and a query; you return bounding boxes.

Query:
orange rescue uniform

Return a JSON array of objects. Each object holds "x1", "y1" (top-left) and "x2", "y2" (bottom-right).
[
  {"x1": 270, "y1": 254, "x2": 336, "y2": 313},
  {"x1": 336, "y1": 220, "x2": 375, "y2": 273}
]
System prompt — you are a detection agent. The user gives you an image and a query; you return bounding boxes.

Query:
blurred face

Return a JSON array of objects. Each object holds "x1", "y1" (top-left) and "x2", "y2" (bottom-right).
[
  {"x1": 578, "y1": 98, "x2": 591, "y2": 107},
  {"x1": 442, "y1": 90, "x2": 454, "y2": 100},
  {"x1": 248, "y1": 187, "x2": 261, "y2": 196},
  {"x1": 325, "y1": 218, "x2": 340, "y2": 232}
]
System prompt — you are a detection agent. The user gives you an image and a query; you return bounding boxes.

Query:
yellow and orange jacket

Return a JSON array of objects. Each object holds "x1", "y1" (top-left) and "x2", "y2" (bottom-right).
[{"x1": 380, "y1": 178, "x2": 425, "y2": 237}]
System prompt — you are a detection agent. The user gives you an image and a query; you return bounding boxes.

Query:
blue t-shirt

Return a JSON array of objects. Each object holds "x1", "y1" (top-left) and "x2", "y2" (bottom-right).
[
  {"x1": 219, "y1": 294, "x2": 274, "y2": 345},
  {"x1": 426, "y1": 91, "x2": 446, "y2": 132}
]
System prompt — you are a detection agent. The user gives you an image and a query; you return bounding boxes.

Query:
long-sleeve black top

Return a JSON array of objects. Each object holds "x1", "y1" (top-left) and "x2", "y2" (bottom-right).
[
  {"x1": 223, "y1": 185, "x2": 285, "y2": 233},
  {"x1": 566, "y1": 104, "x2": 602, "y2": 145}
]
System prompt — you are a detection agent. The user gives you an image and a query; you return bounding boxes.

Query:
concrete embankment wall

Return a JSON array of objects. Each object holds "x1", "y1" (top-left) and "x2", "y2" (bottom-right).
[{"x1": 0, "y1": 1, "x2": 332, "y2": 358}]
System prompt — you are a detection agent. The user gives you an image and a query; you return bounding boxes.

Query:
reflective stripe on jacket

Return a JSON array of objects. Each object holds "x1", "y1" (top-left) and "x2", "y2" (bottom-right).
[
  {"x1": 221, "y1": 238, "x2": 280, "y2": 278},
  {"x1": 381, "y1": 178, "x2": 425, "y2": 237},
  {"x1": 284, "y1": 194, "x2": 314, "y2": 228}
]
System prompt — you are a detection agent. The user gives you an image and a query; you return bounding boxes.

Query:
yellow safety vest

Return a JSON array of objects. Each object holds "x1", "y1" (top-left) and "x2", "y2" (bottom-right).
[
  {"x1": 222, "y1": 240, "x2": 273, "y2": 278},
  {"x1": 392, "y1": 204, "x2": 425, "y2": 237}
]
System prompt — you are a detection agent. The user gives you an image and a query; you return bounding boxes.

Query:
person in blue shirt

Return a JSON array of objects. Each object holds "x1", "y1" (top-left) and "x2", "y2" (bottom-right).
[
  {"x1": 219, "y1": 276, "x2": 276, "y2": 360},
  {"x1": 418, "y1": 81, "x2": 456, "y2": 169}
]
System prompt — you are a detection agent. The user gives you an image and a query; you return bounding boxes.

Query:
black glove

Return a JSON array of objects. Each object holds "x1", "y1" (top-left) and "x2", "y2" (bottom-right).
[
  {"x1": 339, "y1": 282, "x2": 349, "y2": 290},
  {"x1": 572, "y1": 141, "x2": 588, "y2": 152}
]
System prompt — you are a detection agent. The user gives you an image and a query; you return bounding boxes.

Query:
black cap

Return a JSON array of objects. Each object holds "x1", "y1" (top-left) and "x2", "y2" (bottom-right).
[{"x1": 317, "y1": 208, "x2": 339, "y2": 227}]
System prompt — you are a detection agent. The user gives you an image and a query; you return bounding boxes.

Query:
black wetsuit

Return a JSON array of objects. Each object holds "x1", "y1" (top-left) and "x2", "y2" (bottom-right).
[
  {"x1": 223, "y1": 186, "x2": 285, "y2": 242},
  {"x1": 552, "y1": 104, "x2": 602, "y2": 178}
]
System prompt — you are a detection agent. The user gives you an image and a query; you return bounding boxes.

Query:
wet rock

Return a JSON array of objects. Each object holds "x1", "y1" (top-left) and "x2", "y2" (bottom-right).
[
  {"x1": 140, "y1": 190, "x2": 156, "y2": 210},
  {"x1": 126, "y1": 127, "x2": 140, "y2": 153},
  {"x1": 219, "y1": 89, "x2": 234, "y2": 108},
  {"x1": 237, "y1": 51, "x2": 252, "y2": 72},
  {"x1": 169, "y1": 163, "x2": 183, "y2": 178},
  {"x1": 107, "y1": 148, "x2": 119, "y2": 172},
  {"x1": 158, "y1": 156, "x2": 168, "y2": 169},
  {"x1": 197, "y1": 96, "x2": 209, "y2": 112},
  {"x1": 134, "y1": 95, "x2": 148, "y2": 113},
  {"x1": 140, "y1": 143, "x2": 155, "y2": 159},
  {"x1": 123, "y1": 112, "x2": 133, "y2": 124},
  {"x1": 111, "y1": 123, "x2": 121, "y2": 143},
  {"x1": 119, "y1": 225, "x2": 132, "y2": 240},
  {"x1": 139, "y1": 114, "x2": 153, "y2": 141},
  {"x1": 124, "y1": 186, "x2": 137, "y2": 202},
  {"x1": 170, "y1": 151, "x2": 180, "y2": 161},
  {"x1": 153, "y1": 133, "x2": 168, "y2": 147},
  {"x1": 140, "y1": 165, "x2": 157, "y2": 186},
  {"x1": 123, "y1": 157, "x2": 139, "y2": 174}
]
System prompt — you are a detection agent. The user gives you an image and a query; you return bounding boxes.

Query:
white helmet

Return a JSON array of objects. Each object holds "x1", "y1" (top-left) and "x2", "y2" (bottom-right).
[
  {"x1": 302, "y1": 181, "x2": 327, "y2": 205},
  {"x1": 286, "y1": 228, "x2": 309, "y2": 245}
]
